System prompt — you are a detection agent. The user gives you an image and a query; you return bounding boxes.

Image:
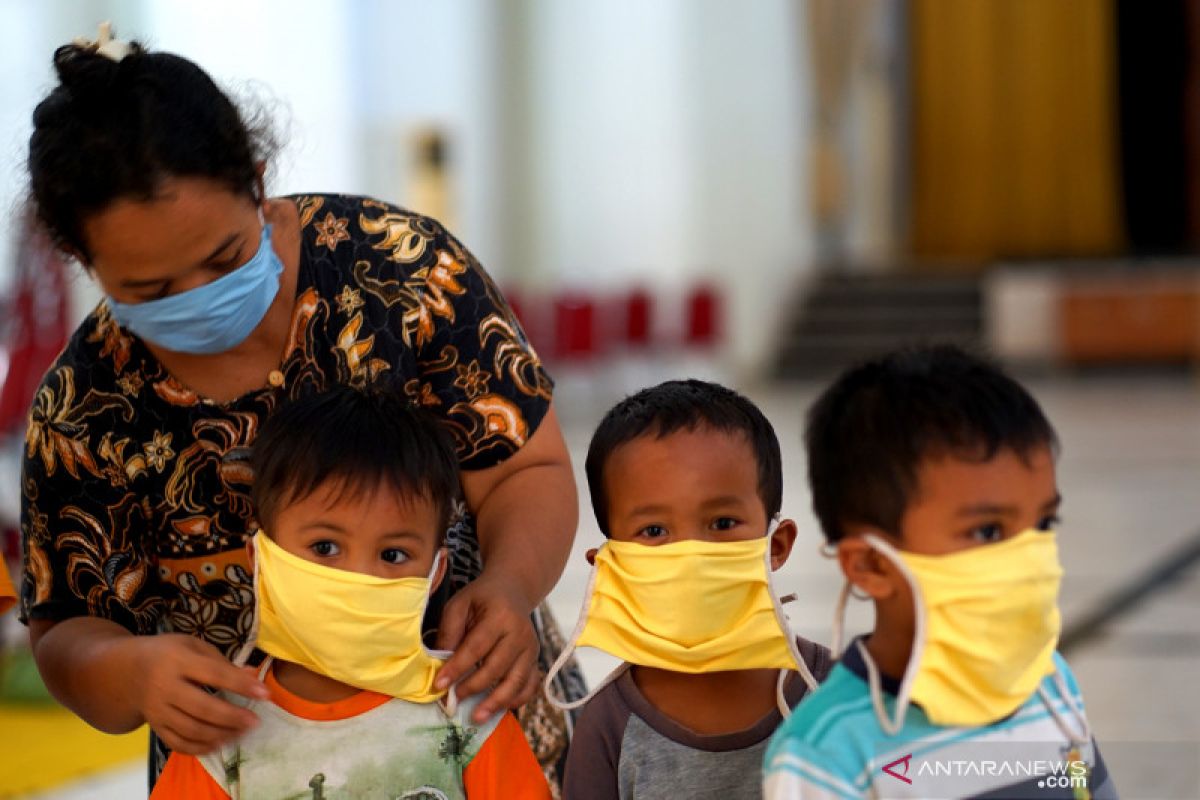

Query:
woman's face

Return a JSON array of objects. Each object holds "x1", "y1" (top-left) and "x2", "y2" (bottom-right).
[{"x1": 81, "y1": 177, "x2": 261, "y2": 305}]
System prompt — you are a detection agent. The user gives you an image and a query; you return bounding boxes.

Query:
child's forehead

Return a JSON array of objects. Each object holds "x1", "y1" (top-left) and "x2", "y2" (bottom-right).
[
  {"x1": 604, "y1": 426, "x2": 760, "y2": 504},
  {"x1": 278, "y1": 476, "x2": 443, "y2": 529},
  {"x1": 610, "y1": 424, "x2": 756, "y2": 463},
  {"x1": 909, "y1": 443, "x2": 1058, "y2": 504}
]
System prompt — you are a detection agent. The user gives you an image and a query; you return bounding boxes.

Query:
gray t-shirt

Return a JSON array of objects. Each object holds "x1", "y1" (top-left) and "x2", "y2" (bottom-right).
[{"x1": 563, "y1": 637, "x2": 833, "y2": 800}]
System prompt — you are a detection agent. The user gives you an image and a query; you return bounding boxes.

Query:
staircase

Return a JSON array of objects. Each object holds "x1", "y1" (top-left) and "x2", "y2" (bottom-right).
[{"x1": 774, "y1": 273, "x2": 984, "y2": 379}]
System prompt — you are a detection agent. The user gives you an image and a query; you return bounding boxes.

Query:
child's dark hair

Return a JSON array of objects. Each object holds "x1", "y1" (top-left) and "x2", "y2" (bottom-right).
[
  {"x1": 28, "y1": 36, "x2": 275, "y2": 260},
  {"x1": 585, "y1": 379, "x2": 782, "y2": 535},
  {"x1": 805, "y1": 344, "x2": 1058, "y2": 543},
  {"x1": 251, "y1": 386, "x2": 461, "y2": 535}
]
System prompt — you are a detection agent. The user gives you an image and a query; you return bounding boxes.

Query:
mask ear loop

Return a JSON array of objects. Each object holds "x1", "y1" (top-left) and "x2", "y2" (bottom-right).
[
  {"x1": 1037, "y1": 673, "x2": 1092, "y2": 749},
  {"x1": 763, "y1": 516, "x2": 819, "y2": 717},
  {"x1": 855, "y1": 533, "x2": 927, "y2": 737},
  {"x1": 419, "y1": 550, "x2": 455, "y2": 659},
  {"x1": 543, "y1": 542, "x2": 628, "y2": 712},
  {"x1": 830, "y1": 580, "x2": 854, "y2": 657},
  {"x1": 232, "y1": 532, "x2": 265, "y2": 668},
  {"x1": 823, "y1": 539, "x2": 870, "y2": 611}
]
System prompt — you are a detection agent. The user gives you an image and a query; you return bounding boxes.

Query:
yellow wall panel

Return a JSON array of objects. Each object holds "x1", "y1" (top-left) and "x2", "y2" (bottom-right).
[{"x1": 910, "y1": 0, "x2": 1123, "y2": 265}]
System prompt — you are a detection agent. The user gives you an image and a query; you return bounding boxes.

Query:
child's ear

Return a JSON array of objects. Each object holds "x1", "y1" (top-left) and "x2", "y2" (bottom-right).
[
  {"x1": 585, "y1": 548, "x2": 598, "y2": 566},
  {"x1": 431, "y1": 546, "x2": 449, "y2": 592},
  {"x1": 768, "y1": 519, "x2": 798, "y2": 571},
  {"x1": 836, "y1": 536, "x2": 898, "y2": 600}
]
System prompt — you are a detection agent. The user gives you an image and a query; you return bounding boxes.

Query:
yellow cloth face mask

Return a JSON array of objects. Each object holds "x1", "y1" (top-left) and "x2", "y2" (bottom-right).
[
  {"x1": 834, "y1": 529, "x2": 1063, "y2": 731},
  {"x1": 237, "y1": 531, "x2": 448, "y2": 704},
  {"x1": 545, "y1": 520, "x2": 817, "y2": 713}
]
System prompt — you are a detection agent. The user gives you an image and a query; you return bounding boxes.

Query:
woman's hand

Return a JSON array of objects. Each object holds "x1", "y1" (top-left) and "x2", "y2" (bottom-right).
[
  {"x1": 126, "y1": 633, "x2": 269, "y2": 754},
  {"x1": 434, "y1": 574, "x2": 541, "y2": 724},
  {"x1": 449, "y1": 405, "x2": 578, "y2": 724},
  {"x1": 31, "y1": 618, "x2": 269, "y2": 754}
]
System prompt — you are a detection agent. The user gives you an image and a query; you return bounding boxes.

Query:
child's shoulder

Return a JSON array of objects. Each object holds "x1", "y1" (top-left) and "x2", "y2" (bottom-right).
[
  {"x1": 764, "y1": 664, "x2": 878, "y2": 799},
  {"x1": 571, "y1": 667, "x2": 639, "y2": 740}
]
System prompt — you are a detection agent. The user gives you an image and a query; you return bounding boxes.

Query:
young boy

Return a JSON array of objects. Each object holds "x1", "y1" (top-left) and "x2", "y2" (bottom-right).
[
  {"x1": 550, "y1": 379, "x2": 832, "y2": 800},
  {"x1": 151, "y1": 386, "x2": 550, "y2": 799},
  {"x1": 764, "y1": 345, "x2": 1117, "y2": 799}
]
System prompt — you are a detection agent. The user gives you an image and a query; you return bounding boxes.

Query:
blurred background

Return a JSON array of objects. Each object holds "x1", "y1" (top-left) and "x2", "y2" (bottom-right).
[{"x1": 0, "y1": 0, "x2": 1198, "y2": 797}]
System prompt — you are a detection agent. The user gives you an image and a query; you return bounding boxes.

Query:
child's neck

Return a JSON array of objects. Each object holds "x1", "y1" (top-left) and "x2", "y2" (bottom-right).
[
  {"x1": 631, "y1": 665, "x2": 783, "y2": 735},
  {"x1": 271, "y1": 659, "x2": 360, "y2": 703},
  {"x1": 863, "y1": 604, "x2": 917, "y2": 683}
]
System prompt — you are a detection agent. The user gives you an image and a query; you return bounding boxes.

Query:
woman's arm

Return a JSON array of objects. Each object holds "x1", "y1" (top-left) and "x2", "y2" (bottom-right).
[
  {"x1": 30, "y1": 616, "x2": 267, "y2": 752},
  {"x1": 435, "y1": 404, "x2": 577, "y2": 722}
]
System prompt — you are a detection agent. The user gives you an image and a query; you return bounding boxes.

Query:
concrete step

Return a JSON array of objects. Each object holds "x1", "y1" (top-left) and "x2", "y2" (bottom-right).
[{"x1": 773, "y1": 272, "x2": 984, "y2": 379}]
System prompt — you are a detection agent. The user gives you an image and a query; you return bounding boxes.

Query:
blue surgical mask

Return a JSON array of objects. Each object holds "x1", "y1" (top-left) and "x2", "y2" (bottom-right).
[{"x1": 108, "y1": 222, "x2": 284, "y2": 355}]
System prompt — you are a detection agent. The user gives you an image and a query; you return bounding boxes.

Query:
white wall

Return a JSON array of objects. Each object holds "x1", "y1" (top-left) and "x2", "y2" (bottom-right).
[
  {"x1": 683, "y1": 0, "x2": 813, "y2": 375},
  {"x1": 513, "y1": 0, "x2": 813, "y2": 375},
  {"x1": 0, "y1": 0, "x2": 147, "y2": 315},
  {"x1": 347, "y1": 0, "x2": 503, "y2": 274},
  {"x1": 141, "y1": 0, "x2": 357, "y2": 196}
]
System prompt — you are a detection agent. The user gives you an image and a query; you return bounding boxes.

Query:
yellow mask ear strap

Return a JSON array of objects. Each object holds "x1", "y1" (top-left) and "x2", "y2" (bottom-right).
[
  {"x1": 1037, "y1": 672, "x2": 1092, "y2": 748},
  {"x1": 543, "y1": 544, "x2": 607, "y2": 712},
  {"x1": 438, "y1": 685, "x2": 460, "y2": 718},
  {"x1": 858, "y1": 533, "x2": 927, "y2": 735},
  {"x1": 830, "y1": 579, "x2": 854, "y2": 657},
  {"x1": 232, "y1": 532, "x2": 266, "y2": 667},
  {"x1": 762, "y1": 518, "x2": 819, "y2": 695}
]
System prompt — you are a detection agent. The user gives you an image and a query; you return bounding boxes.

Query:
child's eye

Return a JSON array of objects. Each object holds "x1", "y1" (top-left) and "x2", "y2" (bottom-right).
[
  {"x1": 635, "y1": 525, "x2": 668, "y2": 541},
  {"x1": 380, "y1": 548, "x2": 410, "y2": 565},
  {"x1": 710, "y1": 517, "x2": 741, "y2": 531},
  {"x1": 311, "y1": 540, "x2": 340, "y2": 557},
  {"x1": 1036, "y1": 515, "x2": 1061, "y2": 532},
  {"x1": 969, "y1": 524, "x2": 1004, "y2": 544}
]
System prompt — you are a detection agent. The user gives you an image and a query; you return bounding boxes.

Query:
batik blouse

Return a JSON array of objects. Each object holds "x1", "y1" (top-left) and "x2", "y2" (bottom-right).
[{"x1": 19, "y1": 193, "x2": 553, "y2": 653}]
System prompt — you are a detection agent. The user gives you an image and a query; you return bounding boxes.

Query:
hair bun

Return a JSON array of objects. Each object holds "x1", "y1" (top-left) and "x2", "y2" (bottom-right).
[
  {"x1": 53, "y1": 24, "x2": 144, "y2": 99},
  {"x1": 51, "y1": 44, "x2": 121, "y2": 101}
]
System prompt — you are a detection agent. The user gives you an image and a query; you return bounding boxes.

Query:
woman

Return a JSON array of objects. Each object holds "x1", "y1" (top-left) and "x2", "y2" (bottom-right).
[{"x1": 19, "y1": 27, "x2": 584, "y2": 792}]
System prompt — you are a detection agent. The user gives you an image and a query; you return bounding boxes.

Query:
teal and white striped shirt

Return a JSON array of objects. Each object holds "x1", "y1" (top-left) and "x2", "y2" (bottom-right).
[{"x1": 764, "y1": 641, "x2": 1116, "y2": 799}]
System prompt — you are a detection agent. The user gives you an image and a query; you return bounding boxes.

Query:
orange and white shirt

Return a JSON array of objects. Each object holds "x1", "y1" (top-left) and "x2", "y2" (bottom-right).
[{"x1": 151, "y1": 663, "x2": 550, "y2": 800}]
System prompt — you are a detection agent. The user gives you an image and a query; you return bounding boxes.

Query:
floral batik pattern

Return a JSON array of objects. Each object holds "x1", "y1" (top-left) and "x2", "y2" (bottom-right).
[{"x1": 19, "y1": 194, "x2": 583, "y2": 790}]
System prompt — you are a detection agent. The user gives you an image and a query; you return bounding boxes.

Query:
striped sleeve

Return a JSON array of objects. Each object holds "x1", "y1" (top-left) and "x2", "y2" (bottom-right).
[{"x1": 763, "y1": 742, "x2": 862, "y2": 800}]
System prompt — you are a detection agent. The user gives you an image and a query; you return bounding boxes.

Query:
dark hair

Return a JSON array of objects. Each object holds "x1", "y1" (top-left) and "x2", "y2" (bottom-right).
[
  {"x1": 251, "y1": 386, "x2": 461, "y2": 535},
  {"x1": 585, "y1": 379, "x2": 783, "y2": 536},
  {"x1": 805, "y1": 344, "x2": 1058, "y2": 543},
  {"x1": 28, "y1": 36, "x2": 274, "y2": 260}
]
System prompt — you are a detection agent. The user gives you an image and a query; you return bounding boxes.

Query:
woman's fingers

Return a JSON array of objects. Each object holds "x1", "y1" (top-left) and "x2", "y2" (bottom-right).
[
  {"x1": 468, "y1": 641, "x2": 539, "y2": 724},
  {"x1": 157, "y1": 702, "x2": 242, "y2": 756},
  {"x1": 435, "y1": 613, "x2": 491, "y2": 692},
  {"x1": 180, "y1": 639, "x2": 269, "y2": 701},
  {"x1": 171, "y1": 683, "x2": 260, "y2": 734},
  {"x1": 156, "y1": 714, "x2": 233, "y2": 757},
  {"x1": 435, "y1": 592, "x2": 471, "y2": 654},
  {"x1": 133, "y1": 635, "x2": 263, "y2": 755}
]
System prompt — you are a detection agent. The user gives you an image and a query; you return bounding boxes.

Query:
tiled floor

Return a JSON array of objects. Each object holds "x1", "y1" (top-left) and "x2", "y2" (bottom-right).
[{"x1": 20, "y1": 374, "x2": 1200, "y2": 799}]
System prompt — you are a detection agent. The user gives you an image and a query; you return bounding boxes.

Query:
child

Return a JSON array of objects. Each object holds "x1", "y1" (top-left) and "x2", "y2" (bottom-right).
[
  {"x1": 764, "y1": 345, "x2": 1117, "y2": 799},
  {"x1": 151, "y1": 386, "x2": 550, "y2": 799},
  {"x1": 547, "y1": 379, "x2": 832, "y2": 800}
]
